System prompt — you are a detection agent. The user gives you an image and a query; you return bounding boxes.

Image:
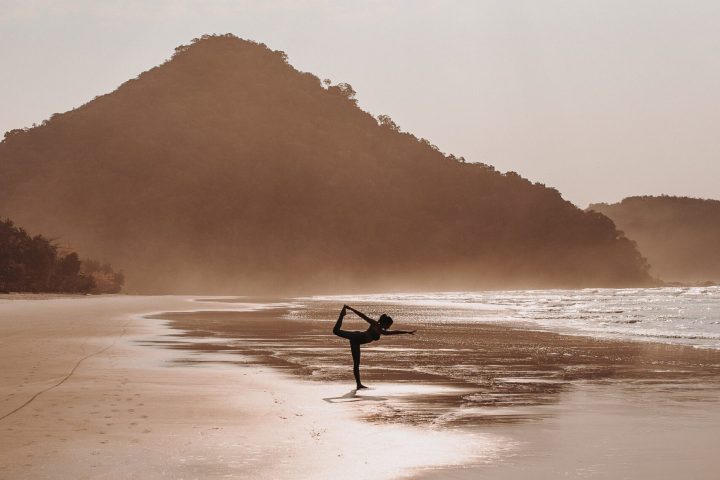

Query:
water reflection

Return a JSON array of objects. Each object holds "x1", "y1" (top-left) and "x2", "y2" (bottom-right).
[{"x1": 146, "y1": 299, "x2": 720, "y2": 428}]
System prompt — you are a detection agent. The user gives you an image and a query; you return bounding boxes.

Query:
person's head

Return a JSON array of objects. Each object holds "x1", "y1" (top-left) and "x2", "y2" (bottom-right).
[{"x1": 378, "y1": 314, "x2": 393, "y2": 329}]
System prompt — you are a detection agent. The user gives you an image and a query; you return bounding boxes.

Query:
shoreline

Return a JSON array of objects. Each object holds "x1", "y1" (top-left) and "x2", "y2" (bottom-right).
[
  {"x1": 155, "y1": 301, "x2": 720, "y2": 422},
  {"x1": 2, "y1": 295, "x2": 720, "y2": 478},
  {"x1": 154, "y1": 297, "x2": 720, "y2": 478},
  {"x1": 0, "y1": 295, "x2": 508, "y2": 479}
]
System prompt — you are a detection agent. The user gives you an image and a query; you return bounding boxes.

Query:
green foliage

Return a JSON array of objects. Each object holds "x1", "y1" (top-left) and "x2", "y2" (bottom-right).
[
  {"x1": 0, "y1": 219, "x2": 124, "y2": 294},
  {"x1": 81, "y1": 259, "x2": 125, "y2": 294},
  {"x1": 377, "y1": 115, "x2": 400, "y2": 131},
  {"x1": 0, "y1": 218, "x2": 116, "y2": 293},
  {"x1": 327, "y1": 82, "x2": 357, "y2": 104}
]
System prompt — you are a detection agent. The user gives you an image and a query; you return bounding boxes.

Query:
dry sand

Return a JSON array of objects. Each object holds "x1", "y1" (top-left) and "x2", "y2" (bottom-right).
[{"x1": 0, "y1": 296, "x2": 507, "y2": 479}]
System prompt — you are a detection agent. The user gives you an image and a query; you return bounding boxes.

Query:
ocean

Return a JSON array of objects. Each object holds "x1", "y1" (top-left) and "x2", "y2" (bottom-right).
[{"x1": 309, "y1": 286, "x2": 720, "y2": 349}]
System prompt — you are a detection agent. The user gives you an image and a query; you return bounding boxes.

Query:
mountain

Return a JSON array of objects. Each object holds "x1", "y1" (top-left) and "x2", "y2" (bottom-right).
[
  {"x1": 590, "y1": 196, "x2": 720, "y2": 283},
  {"x1": 0, "y1": 34, "x2": 653, "y2": 293}
]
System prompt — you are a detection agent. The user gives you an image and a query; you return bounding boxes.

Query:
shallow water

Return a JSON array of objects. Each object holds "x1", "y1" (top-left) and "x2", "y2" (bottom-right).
[
  {"x1": 309, "y1": 286, "x2": 720, "y2": 349},
  {"x1": 152, "y1": 292, "x2": 720, "y2": 429},
  {"x1": 149, "y1": 294, "x2": 720, "y2": 478}
]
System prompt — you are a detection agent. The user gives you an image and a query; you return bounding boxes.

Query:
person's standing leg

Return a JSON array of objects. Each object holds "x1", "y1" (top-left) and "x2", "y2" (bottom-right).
[{"x1": 351, "y1": 341, "x2": 365, "y2": 389}]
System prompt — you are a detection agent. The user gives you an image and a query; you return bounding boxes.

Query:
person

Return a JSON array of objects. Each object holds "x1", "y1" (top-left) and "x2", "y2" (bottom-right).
[{"x1": 332, "y1": 304, "x2": 416, "y2": 389}]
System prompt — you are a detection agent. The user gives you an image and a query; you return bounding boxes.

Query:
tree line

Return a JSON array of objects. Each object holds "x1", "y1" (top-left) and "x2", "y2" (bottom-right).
[{"x1": 0, "y1": 218, "x2": 124, "y2": 294}]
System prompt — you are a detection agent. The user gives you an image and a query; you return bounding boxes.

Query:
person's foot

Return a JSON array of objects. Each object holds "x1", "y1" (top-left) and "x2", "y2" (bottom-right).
[{"x1": 356, "y1": 384, "x2": 369, "y2": 390}]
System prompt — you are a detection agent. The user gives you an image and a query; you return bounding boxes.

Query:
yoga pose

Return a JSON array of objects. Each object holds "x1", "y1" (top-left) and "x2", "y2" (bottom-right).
[{"x1": 333, "y1": 305, "x2": 416, "y2": 389}]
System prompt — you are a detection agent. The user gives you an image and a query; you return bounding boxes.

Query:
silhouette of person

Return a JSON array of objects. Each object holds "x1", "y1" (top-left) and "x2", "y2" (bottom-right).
[{"x1": 332, "y1": 305, "x2": 416, "y2": 389}]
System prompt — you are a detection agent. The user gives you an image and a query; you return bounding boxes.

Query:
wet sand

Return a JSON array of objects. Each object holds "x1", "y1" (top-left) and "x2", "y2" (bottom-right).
[
  {"x1": 419, "y1": 384, "x2": 720, "y2": 479},
  {"x1": 2, "y1": 295, "x2": 720, "y2": 479},
  {"x1": 155, "y1": 298, "x2": 720, "y2": 478},
  {"x1": 157, "y1": 301, "x2": 720, "y2": 424}
]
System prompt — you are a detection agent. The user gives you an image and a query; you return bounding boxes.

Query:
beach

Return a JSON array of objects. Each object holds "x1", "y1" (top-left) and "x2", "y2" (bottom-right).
[
  {"x1": 0, "y1": 296, "x2": 504, "y2": 479},
  {"x1": 1, "y1": 294, "x2": 719, "y2": 479}
]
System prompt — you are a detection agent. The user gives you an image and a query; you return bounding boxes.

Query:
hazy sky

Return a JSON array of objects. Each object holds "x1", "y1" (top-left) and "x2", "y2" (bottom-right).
[{"x1": 2, "y1": 0, "x2": 718, "y2": 206}]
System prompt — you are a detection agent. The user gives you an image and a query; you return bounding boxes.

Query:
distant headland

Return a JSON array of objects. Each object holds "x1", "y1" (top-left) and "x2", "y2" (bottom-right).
[{"x1": 590, "y1": 195, "x2": 720, "y2": 284}]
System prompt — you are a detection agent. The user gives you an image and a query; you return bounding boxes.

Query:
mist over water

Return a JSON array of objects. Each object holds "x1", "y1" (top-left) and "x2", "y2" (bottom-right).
[{"x1": 309, "y1": 286, "x2": 720, "y2": 349}]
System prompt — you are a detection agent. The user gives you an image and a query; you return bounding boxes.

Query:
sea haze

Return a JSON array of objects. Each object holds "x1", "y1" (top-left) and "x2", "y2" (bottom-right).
[{"x1": 310, "y1": 286, "x2": 720, "y2": 349}]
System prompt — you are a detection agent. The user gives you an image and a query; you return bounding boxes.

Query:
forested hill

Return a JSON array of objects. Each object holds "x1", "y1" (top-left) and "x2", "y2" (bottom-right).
[
  {"x1": 590, "y1": 196, "x2": 720, "y2": 283},
  {"x1": 0, "y1": 34, "x2": 653, "y2": 293}
]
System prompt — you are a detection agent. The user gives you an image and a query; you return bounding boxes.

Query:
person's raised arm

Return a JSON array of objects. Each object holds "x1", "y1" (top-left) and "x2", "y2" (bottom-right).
[{"x1": 345, "y1": 305, "x2": 378, "y2": 326}]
